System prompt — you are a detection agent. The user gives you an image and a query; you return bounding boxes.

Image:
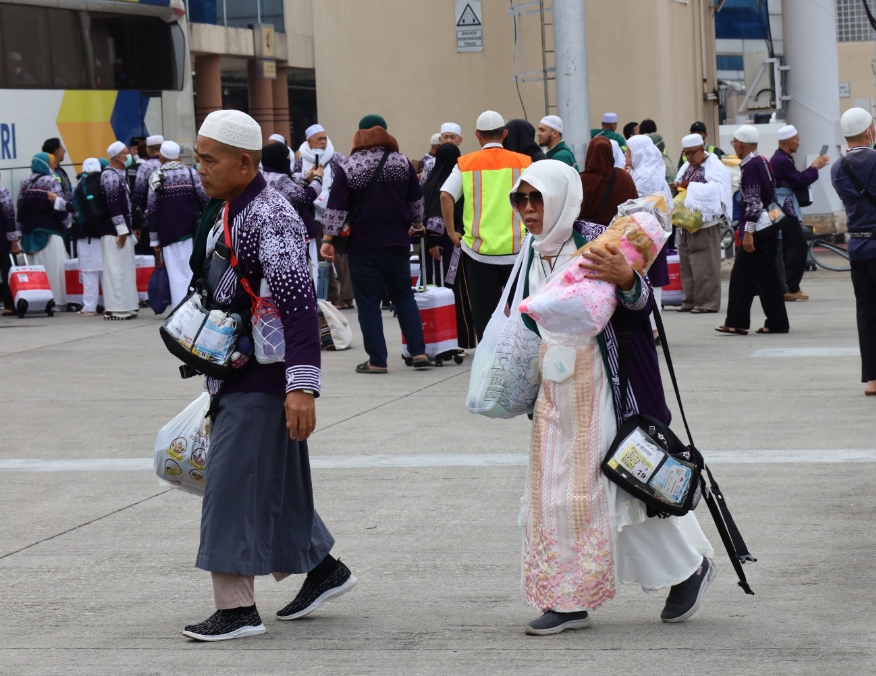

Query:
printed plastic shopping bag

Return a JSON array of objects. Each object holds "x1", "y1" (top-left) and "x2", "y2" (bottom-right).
[
  {"x1": 154, "y1": 393, "x2": 210, "y2": 496},
  {"x1": 671, "y1": 189, "x2": 704, "y2": 232},
  {"x1": 466, "y1": 235, "x2": 541, "y2": 418}
]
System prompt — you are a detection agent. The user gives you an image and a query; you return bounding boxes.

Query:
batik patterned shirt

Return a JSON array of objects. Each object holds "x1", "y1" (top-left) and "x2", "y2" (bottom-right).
[
  {"x1": 739, "y1": 151, "x2": 777, "y2": 233},
  {"x1": 146, "y1": 162, "x2": 209, "y2": 247},
  {"x1": 0, "y1": 186, "x2": 18, "y2": 253},
  {"x1": 99, "y1": 167, "x2": 133, "y2": 238},
  {"x1": 132, "y1": 157, "x2": 161, "y2": 212}
]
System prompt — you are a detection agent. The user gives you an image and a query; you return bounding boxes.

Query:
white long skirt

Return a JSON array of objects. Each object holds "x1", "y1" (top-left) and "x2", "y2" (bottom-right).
[
  {"x1": 101, "y1": 235, "x2": 138, "y2": 313},
  {"x1": 523, "y1": 331, "x2": 713, "y2": 613},
  {"x1": 163, "y1": 239, "x2": 194, "y2": 308},
  {"x1": 32, "y1": 234, "x2": 67, "y2": 307}
]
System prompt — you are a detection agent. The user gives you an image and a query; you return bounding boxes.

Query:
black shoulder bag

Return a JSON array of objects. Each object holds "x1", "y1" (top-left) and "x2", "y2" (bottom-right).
[
  {"x1": 332, "y1": 149, "x2": 390, "y2": 255},
  {"x1": 602, "y1": 306, "x2": 756, "y2": 595}
]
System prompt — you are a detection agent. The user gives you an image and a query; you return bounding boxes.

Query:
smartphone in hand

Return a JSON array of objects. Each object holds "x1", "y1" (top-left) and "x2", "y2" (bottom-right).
[{"x1": 820, "y1": 144, "x2": 829, "y2": 157}]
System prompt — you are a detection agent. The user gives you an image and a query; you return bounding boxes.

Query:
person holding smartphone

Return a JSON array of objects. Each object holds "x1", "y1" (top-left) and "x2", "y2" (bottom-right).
[{"x1": 770, "y1": 125, "x2": 831, "y2": 301}]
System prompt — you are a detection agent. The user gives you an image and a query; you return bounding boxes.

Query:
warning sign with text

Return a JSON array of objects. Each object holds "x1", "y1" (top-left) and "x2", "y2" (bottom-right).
[{"x1": 455, "y1": 0, "x2": 483, "y2": 52}]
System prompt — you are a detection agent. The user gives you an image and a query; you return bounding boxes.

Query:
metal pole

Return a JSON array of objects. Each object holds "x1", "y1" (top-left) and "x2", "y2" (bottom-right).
[
  {"x1": 781, "y1": 0, "x2": 843, "y2": 221},
  {"x1": 222, "y1": 0, "x2": 227, "y2": 27},
  {"x1": 257, "y1": 0, "x2": 261, "y2": 25},
  {"x1": 552, "y1": 0, "x2": 590, "y2": 163}
]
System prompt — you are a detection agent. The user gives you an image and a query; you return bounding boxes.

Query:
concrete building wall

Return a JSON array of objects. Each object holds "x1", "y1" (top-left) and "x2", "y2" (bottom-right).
[
  {"x1": 310, "y1": 0, "x2": 718, "y2": 160},
  {"x1": 837, "y1": 41, "x2": 876, "y2": 115}
]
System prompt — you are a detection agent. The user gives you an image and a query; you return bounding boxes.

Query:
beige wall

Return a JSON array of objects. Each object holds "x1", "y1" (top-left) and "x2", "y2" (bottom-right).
[
  {"x1": 837, "y1": 41, "x2": 876, "y2": 115},
  {"x1": 311, "y1": 0, "x2": 718, "y2": 161}
]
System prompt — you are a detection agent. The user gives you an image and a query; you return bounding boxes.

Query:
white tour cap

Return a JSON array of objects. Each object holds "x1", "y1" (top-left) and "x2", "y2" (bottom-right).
[
  {"x1": 540, "y1": 115, "x2": 563, "y2": 134},
  {"x1": 734, "y1": 125, "x2": 759, "y2": 144},
  {"x1": 107, "y1": 141, "x2": 126, "y2": 159},
  {"x1": 305, "y1": 124, "x2": 325, "y2": 139},
  {"x1": 441, "y1": 122, "x2": 462, "y2": 136},
  {"x1": 160, "y1": 140, "x2": 180, "y2": 160},
  {"x1": 268, "y1": 133, "x2": 286, "y2": 144},
  {"x1": 146, "y1": 135, "x2": 164, "y2": 146},
  {"x1": 476, "y1": 111, "x2": 505, "y2": 132},
  {"x1": 681, "y1": 133, "x2": 704, "y2": 149},
  {"x1": 198, "y1": 110, "x2": 263, "y2": 151},
  {"x1": 430, "y1": 133, "x2": 441, "y2": 145},
  {"x1": 841, "y1": 107, "x2": 873, "y2": 137},
  {"x1": 776, "y1": 125, "x2": 798, "y2": 141},
  {"x1": 602, "y1": 112, "x2": 618, "y2": 124}
]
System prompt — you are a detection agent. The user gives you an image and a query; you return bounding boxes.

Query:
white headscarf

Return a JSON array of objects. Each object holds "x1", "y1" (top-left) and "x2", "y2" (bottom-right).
[
  {"x1": 81, "y1": 158, "x2": 101, "y2": 173},
  {"x1": 628, "y1": 134, "x2": 673, "y2": 205},
  {"x1": 510, "y1": 160, "x2": 583, "y2": 256},
  {"x1": 609, "y1": 139, "x2": 626, "y2": 169},
  {"x1": 297, "y1": 137, "x2": 337, "y2": 221}
]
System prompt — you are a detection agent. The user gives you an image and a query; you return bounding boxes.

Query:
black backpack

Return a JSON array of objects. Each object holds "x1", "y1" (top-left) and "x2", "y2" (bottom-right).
[{"x1": 73, "y1": 170, "x2": 107, "y2": 238}]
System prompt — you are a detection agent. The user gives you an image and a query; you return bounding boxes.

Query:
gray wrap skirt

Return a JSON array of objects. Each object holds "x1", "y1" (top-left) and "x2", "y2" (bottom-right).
[{"x1": 196, "y1": 392, "x2": 334, "y2": 576}]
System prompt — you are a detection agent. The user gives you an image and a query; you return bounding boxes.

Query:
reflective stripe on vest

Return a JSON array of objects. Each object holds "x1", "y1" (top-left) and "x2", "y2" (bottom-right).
[{"x1": 459, "y1": 148, "x2": 531, "y2": 256}]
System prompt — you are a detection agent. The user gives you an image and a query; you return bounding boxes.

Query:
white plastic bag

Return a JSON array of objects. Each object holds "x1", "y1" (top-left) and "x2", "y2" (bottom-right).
[
  {"x1": 317, "y1": 300, "x2": 353, "y2": 351},
  {"x1": 153, "y1": 393, "x2": 211, "y2": 496},
  {"x1": 466, "y1": 235, "x2": 542, "y2": 418}
]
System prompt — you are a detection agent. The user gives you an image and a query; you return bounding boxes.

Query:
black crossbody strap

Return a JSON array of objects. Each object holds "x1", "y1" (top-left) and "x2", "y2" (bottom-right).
[
  {"x1": 347, "y1": 149, "x2": 390, "y2": 224},
  {"x1": 597, "y1": 169, "x2": 618, "y2": 224},
  {"x1": 841, "y1": 156, "x2": 876, "y2": 209},
  {"x1": 700, "y1": 468, "x2": 755, "y2": 595},
  {"x1": 651, "y1": 306, "x2": 693, "y2": 446}
]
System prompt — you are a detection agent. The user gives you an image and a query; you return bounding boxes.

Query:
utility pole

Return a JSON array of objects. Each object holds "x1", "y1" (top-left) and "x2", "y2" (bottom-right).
[
  {"x1": 781, "y1": 0, "x2": 844, "y2": 224},
  {"x1": 553, "y1": 0, "x2": 590, "y2": 163}
]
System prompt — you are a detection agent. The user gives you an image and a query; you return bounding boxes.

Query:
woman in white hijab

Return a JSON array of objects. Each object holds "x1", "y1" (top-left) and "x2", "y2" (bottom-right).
[
  {"x1": 627, "y1": 134, "x2": 672, "y2": 338},
  {"x1": 510, "y1": 160, "x2": 714, "y2": 637}
]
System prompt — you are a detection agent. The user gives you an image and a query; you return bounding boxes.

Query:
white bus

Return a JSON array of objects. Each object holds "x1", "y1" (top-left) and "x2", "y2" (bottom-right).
[{"x1": 0, "y1": 0, "x2": 195, "y2": 196}]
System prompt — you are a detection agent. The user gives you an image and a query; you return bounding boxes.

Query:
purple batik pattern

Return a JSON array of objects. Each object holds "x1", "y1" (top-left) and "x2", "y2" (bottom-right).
[
  {"x1": 100, "y1": 168, "x2": 132, "y2": 237},
  {"x1": 132, "y1": 158, "x2": 161, "y2": 212},
  {"x1": 147, "y1": 163, "x2": 209, "y2": 247},
  {"x1": 0, "y1": 186, "x2": 18, "y2": 253},
  {"x1": 263, "y1": 171, "x2": 319, "y2": 214}
]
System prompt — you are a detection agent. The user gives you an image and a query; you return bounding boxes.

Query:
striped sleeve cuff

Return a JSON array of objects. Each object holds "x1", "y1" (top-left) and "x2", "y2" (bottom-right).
[{"x1": 286, "y1": 365, "x2": 321, "y2": 396}]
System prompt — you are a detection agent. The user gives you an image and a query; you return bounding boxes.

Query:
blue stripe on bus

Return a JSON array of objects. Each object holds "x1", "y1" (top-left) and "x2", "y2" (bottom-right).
[{"x1": 110, "y1": 90, "x2": 146, "y2": 146}]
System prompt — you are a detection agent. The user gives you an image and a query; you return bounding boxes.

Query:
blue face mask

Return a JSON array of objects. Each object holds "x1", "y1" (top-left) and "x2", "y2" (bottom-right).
[{"x1": 124, "y1": 154, "x2": 133, "y2": 168}]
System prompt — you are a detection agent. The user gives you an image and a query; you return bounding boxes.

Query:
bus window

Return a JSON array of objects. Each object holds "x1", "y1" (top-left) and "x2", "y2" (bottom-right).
[
  {"x1": 47, "y1": 10, "x2": 88, "y2": 89},
  {"x1": 1, "y1": 5, "x2": 52, "y2": 88}
]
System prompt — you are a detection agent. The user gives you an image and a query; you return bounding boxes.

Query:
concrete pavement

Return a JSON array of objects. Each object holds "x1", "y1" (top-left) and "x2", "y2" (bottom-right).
[{"x1": 1, "y1": 264, "x2": 874, "y2": 675}]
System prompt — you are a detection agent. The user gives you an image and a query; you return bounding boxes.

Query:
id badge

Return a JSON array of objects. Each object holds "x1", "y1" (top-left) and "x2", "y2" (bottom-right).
[{"x1": 542, "y1": 345, "x2": 577, "y2": 383}]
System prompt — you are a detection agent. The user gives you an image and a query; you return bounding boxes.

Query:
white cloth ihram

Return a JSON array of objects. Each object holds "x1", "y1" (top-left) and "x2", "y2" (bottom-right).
[
  {"x1": 33, "y1": 234, "x2": 68, "y2": 307},
  {"x1": 163, "y1": 239, "x2": 194, "y2": 309},
  {"x1": 675, "y1": 153, "x2": 733, "y2": 225},
  {"x1": 297, "y1": 138, "x2": 336, "y2": 222},
  {"x1": 101, "y1": 235, "x2": 138, "y2": 313}
]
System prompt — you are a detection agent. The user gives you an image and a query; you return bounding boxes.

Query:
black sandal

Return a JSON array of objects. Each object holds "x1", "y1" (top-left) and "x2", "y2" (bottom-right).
[
  {"x1": 355, "y1": 361, "x2": 387, "y2": 374},
  {"x1": 715, "y1": 326, "x2": 748, "y2": 336}
]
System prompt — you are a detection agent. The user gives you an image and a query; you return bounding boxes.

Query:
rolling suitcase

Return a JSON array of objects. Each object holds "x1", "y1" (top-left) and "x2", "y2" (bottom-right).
[
  {"x1": 401, "y1": 245, "x2": 463, "y2": 366},
  {"x1": 8, "y1": 254, "x2": 55, "y2": 318},
  {"x1": 135, "y1": 254, "x2": 156, "y2": 305}
]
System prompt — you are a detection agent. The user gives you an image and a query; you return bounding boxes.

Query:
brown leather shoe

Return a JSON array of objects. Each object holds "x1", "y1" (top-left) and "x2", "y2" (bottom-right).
[{"x1": 784, "y1": 291, "x2": 809, "y2": 302}]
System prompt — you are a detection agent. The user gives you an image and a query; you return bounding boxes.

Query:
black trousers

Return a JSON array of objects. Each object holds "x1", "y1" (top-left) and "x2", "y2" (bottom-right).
[
  {"x1": 781, "y1": 216, "x2": 808, "y2": 294},
  {"x1": 0, "y1": 251, "x2": 14, "y2": 310},
  {"x1": 851, "y1": 259, "x2": 876, "y2": 382},
  {"x1": 464, "y1": 254, "x2": 515, "y2": 341},
  {"x1": 724, "y1": 232, "x2": 789, "y2": 332}
]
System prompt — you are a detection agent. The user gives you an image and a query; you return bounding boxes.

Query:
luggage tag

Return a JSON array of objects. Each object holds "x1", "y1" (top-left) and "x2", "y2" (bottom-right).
[{"x1": 541, "y1": 345, "x2": 577, "y2": 383}]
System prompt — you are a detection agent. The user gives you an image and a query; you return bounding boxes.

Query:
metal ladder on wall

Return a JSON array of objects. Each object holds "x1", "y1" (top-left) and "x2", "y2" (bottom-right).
[{"x1": 508, "y1": 0, "x2": 556, "y2": 118}]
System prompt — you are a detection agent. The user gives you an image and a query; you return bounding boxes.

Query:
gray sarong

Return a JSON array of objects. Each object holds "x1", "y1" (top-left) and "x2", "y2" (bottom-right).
[{"x1": 196, "y1": 392, "x2": 334, "y2": 576}]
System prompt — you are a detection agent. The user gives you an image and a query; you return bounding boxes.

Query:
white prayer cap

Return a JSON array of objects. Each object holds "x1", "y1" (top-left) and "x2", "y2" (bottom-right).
[
  {"x1": 476, "y1": 111, "x2": 504, "y2": 131},
  {"x1": 268, "y1": 133, "x2": 286, "y2": 144},
  {"x1": 160, "y1": 140, "x2": 180, "y2": 160},
  {"x1": 734, "y1": 125, "x2": 759, "y2": 144},
  {"x1": 198, "y1": 110, "x2": 263, "y2": 151},
  {"x1": 441, "y1": 122, "x2": 462, "y2": 135},
  {"x1": 841, "y1": 107, "x2": 873, "y2": 137},
  {"x1": 107, "y1": 141, "x2": 127, "y2": 159},
  {"x1": 82, "y1": 158, "x2": 101, "y2": 173},
  {"x1": 777, "y1": 125, "x2": 799, "y2": 141},
  {"x1": 540, "y1": 115, "x2": 563, "y2": 134},
  {"x1": 602, "y1": 112, "x2": 618, "y2": 124},
  {"x1": 146, "y1": 135, "x2": 164, "y2": 146},
  {"x1": 305, "y1": 124, "x2": 325, "y2": 139},
  {"x1": 682, "y1": 133, "x2": 704, "y2": 149},
  {"x1": 430, "y1": 133, "x2": 441, "y2": 145}
]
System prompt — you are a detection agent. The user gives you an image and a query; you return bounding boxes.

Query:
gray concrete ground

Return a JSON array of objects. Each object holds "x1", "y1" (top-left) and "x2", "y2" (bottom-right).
[{"x1": 1, "y1": 263, "x2": 874, "y2": 675}]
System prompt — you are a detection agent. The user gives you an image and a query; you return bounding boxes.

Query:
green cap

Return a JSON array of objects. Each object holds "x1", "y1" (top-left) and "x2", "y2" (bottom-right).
[{"x1": 358, "y1": 114, "x2": 387, "y2": 130}]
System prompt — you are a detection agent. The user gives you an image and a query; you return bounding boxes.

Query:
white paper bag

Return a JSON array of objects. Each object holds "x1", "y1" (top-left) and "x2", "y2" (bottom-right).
[
  {"x1": 153, "y1": 393, "x2": 211, "y2": 496},
  {"x1": 466, "y1": 236, "x2": 542, "y2": 418}
]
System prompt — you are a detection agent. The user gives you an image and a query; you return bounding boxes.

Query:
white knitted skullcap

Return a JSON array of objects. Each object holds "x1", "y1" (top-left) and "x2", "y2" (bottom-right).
[
  {"x1": 431, "y1": 133, "x2": 441, "y2": 145},
  {"x1": 305, "y1": 124, "x2": 325, "y2": 139},
  {"x1": 682, "y1": 133, "x2": 704, "y2": 149},
  {"x1": 82, "y1": 158, "x2": 101, "y2": 173},
  {"x1": 268, "y1": 133, "x2": 286, "y2": 144},
  {"x1": 540, "y1": 115, "x2": 563, "y2": 134},
  {"x1": 734, "y1": 125, "x2": 759, "y2": 144},
  {"x1": 107, "y1": 141, "x2": 126, "y2": 159},
  {"x1": 146, "y1": 135, "x2": 164, "y2": 146},
  {"x1": 602, "y1": 112, "x2": 618, "y2": 124},
  {"x1": 198, "y1": 110, "x2": 263, "y2": 151},
  {"x1": 476, "y1": 111, "x2": 504, "y2": 131},
  {"x1": 841, "y1": 107, "x2": 873, "y2": 137},
  {"x1": 441, "y1": 122, "x2": 462, "y2": 135},
  {"x1": 160, "y1": 140, "x2": 180, "y2": 160},
  {"x1": 776, "y1": 125, "x2": 798, "y2": 141}
]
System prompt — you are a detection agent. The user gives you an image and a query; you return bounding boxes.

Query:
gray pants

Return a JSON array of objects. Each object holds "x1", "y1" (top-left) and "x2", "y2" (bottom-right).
[{"x1": 677, "y1": 225, "x2": 722, "y2": 312}]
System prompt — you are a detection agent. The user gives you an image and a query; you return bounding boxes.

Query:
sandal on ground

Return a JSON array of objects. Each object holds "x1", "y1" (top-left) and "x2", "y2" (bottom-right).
[
  {"x1": 865, "y1": 390, "x2": 876, "y2": 397},
  {"x1": 756, "y1": 327, "x2": 788, "y2": 334},
  {"x1": 355, "y1": 361, "x2": 387, "y2": 374},
  {"x1": 715, "y1": 326, "x2": 748, "y2": 335},
  {"x1": 691, "y1": 308, "x2": 717, "y2": 314},
  {"x1": 412, "y1": 357, "x2": 434, "y2": 369},
  {"x1": 678, "y1": 307, "x2": 693, "y2": 313}
]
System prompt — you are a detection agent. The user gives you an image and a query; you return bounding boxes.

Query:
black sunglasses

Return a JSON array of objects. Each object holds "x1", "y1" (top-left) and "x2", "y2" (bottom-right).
[{"x1": 510, "y1": 191, "x2": 544, "y2": 209}]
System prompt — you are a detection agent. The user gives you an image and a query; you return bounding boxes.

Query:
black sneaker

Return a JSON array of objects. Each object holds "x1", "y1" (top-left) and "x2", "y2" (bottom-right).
[
  {"x1": 525, "y1": 610, "x2": 592, "y2": 636},
  {"x1": 182, "y1": 607, "x2": 266, "y2": 641},
  {"x1": 661, "y1": 557, "x2": 716, "y2": 623},
  {"x1": 276, "y1": 559, "x2": 357, "y2": 620}
]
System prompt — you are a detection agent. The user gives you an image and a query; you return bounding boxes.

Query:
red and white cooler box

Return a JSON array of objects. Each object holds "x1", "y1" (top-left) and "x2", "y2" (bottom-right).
[
  {"x1": 8, "y1": 255, "x2": 54, "y2": 314},
  {"x1": 65, "y1": 254, "x2": 154, "y2": 306},
  {"x1": 661, "y1": 249, "x2": 682, "y2": 307},
  {"x1": 401, "y1": 284, "x2": 458, "y2": 359}
]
